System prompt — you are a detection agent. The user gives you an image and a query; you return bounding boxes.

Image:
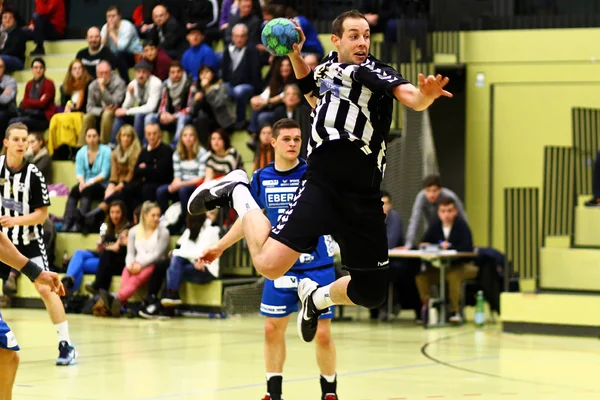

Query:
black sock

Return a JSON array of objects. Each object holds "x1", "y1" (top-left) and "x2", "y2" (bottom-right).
[
  {"x1": 320, "y1": 375, "x2": 337, "y2": 398},
  {"x1": 267, "y1": 376, "x2": 283, "y2": 400}
]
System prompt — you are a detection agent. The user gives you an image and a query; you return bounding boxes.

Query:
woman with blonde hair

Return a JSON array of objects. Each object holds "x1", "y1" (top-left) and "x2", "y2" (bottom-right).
[
  {"x1": 98, "y1": 201, "x2": 170, "y2": 317},
  {"x1": 156, "y1": 125, "x2": 206, "y2": 230},
  {"x1": 47, "y1": 59, "x2": 92, "y2": 158},
  {"x1": 84, "y1": 124, "x2": 141, "y2": 229}
]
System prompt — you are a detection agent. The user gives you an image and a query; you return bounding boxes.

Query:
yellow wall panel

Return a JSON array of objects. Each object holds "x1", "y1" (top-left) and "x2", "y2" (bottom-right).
[{"x1": 490, "y1": 83, "x2": 600, "y2": 251}]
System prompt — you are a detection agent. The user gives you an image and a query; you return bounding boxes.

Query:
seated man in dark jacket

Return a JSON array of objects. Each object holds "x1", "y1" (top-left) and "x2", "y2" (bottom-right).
[
  {"x1": 0, "y1": 9, "x2": 26, "y2": 72},
  {"x1": 416, "y1": 196, "x2": 478, "y2": 324}
]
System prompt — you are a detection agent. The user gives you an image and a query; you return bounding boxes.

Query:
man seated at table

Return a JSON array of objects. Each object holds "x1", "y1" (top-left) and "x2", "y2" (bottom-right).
[{"x1": 415, "y1": 197, "x2": 478, "y2": 324}]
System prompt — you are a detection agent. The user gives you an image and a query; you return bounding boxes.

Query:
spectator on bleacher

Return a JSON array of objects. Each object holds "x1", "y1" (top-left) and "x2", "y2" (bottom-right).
[
  {"x1": 81, "y1": 61, "x2": 126, "y2": 146},
  {"x1": 123, "y1": 122, "x2": 174, "y2": 211},
  {"x1": 84, "y1": 124, "x2": 142, "y2": 229},
  {"x1": 85, "y1": 201, "x2": 134, "y2": 297},
  {"x1": 0, "y1": 9, "x2": 26, "y2": 72},
  {"x1": 23, "y1": 0, "x2": 66, "y2": 56},
  {"x1": 0, "y1": 0, "x2": 22, "y2": 26},
  {"x1": 143, "y1": 5, "x2": 186, "y2": 59},
  {"x1": 9, "y1": 58, "x2": 56, "y2": 132},
  {"x1": 273, "y1": 83, "x2": 311, "y2": 157},
  {"x1": 182, "y1": 0, "x2": 220, "y2": 46},
  {"x1": 141, "y1": 39, "x2": 172, "y2": 81},
  {"x1": 181, "y1": 25, "x2": 217, "y2": 81},
  {"x1": 191, "y1": 65, "x2": 235, "y2": 147},
  {"x1": 248, "y1": 57, "x2": 295, "y2": 136},
  {"x1": 156, "y1": 125, "x2": 207, "y2": 230},
  {"x1": 303, "y1": 53, "x2": 320, "y2": 70},
  {"x1": 160, "y1": 211, "x2": 220, "y2": 310},
  {"x1": 62, "y1": 128, "x2": 112, "y2": 233},
  {"x1": 75, "y1": 27, "x2": 118, "y2": 79},
  {"x1": 225, "y1": 0, "x2": 262, "y2": 47},
  {"x1": 202, "y1": 129, "x2": 243, "y2": 181},
  {"x1": 47, "y1": 59, "x2": 92, "y2": 158},
  {"x1": 403, "y1": 174, "x2": 467, "y2": 250},
  {"x1": 416, "y1": 197, "x2": 478, "y2": 324},
  {"x1": 222, "y1": 23, "x2": 262, "y2": 129},
  {"x1": 25, "y1": 131, "x2": 52, "y2": 182},
  {"x1": 254, "y1": 123, "x2": 274, "y2": 171},
  {"x1": 111, "y1": 60, "x2": 162, "y2": 145},
  {"x1": 101, "y1": 5, "x2": 143, "y2": 83},
  {"x1": 0, "y1": 58, "x2": 17, "y2": 141},
  {"x1": 99, "y1": 201, "x2": 170, "y2": 318},
  {"x1": 262, "y1": 3, "x2": 324, "y2": 59},
  {"x1": 61, "y1": 200, "x2": 129, "y2": 296},
  {"x1": 145, "y1": 60, "x2": 192, "y2": 147}
]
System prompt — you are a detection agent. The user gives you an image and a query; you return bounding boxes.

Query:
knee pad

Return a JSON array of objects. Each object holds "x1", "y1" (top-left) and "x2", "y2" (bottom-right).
[{"x1": 347, "y1": 268, "x2": 390, "y2": 309}]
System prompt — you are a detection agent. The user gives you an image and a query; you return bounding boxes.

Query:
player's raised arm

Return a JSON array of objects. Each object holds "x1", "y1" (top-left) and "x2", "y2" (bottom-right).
[
  {"x1": 288, "y1": 22, "x2": 318, "y2": 108},
  {"x1": 394, "y1": 73, "x2": 452, "y2": 111}
]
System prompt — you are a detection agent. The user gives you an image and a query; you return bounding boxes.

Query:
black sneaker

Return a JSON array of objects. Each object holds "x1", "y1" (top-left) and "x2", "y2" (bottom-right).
[
  {"x1": 61, "y1": 276, "x2": 75, "y2": 291},
  {"x1": 139, "y1": 302, "x2": 162, "y2": 319},
  {"x1": 56, "y1": 341, "x2": 76, "y2": 366},
  {"x1": 188, "y1": 169, "x2": 249, "y2": 215},
  {"x1": 296, "y1": 278, "x2": 326, "y2": 343},
  {"x1": 585, "y1": 197, "x2": 600, "y2": 207},
  {"x1": 84, "y1": 282, "x2": 98, "y2": 296},
  {"x1": 30, "y1": 45, "x2": 45, "y2": 56},
  {"x1": 161, "y1": 290, "x2": 182, "y2": 307}
]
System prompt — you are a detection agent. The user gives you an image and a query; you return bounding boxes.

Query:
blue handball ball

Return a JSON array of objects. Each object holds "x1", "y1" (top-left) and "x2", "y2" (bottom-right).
[{"x1": 261, "y1": 18, "x2": 300, "y2": 56}]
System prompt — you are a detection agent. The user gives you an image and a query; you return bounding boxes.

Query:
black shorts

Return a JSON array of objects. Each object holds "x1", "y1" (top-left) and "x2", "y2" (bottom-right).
[
  {"x1": 270, "y1": 140, "x2": 389, "y2": 272},
  {"x1": 0, "y1": 241, "x2": 49, "y2": 282}
]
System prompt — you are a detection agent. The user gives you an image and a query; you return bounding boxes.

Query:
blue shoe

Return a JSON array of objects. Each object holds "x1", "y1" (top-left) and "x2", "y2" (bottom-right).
[{"x1": 56, "y1": 341, "x2": 76, "y2": 366}]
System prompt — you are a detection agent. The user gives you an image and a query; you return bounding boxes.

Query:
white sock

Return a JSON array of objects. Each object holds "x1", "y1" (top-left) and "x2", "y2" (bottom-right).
[
  {"x1": 266, "y1": 372, "x2": 282, "y2": 380},
  {"x1": 232, "y1": 185, "x2": 260, "y2": 219},
  {"x1": 321, "y1": 373, "x2": 336, "y2": 383},
  {"x1": 312, "y1": 285, "x2": 335, "y2": 310},
  {"x1": 55, "y1": 321, "x2": 71, "y2": 344}
]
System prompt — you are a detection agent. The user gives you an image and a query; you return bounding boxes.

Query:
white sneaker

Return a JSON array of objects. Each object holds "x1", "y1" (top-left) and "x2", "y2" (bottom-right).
[
  {"x1": 187, "y1": 170, "x2": 249, "y2": 215},
  {"x1": 449, "y1": 313, "x2": 463, "y2": 324}
]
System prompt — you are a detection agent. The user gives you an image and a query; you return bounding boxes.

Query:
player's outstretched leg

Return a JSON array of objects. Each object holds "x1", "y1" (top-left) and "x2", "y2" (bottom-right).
[
  {"x1": 0, "y1": 348, "x2": 19, "y2": 400},
  {"x1": 35, "y1": 282, "x2": 76, "y2": 366}
]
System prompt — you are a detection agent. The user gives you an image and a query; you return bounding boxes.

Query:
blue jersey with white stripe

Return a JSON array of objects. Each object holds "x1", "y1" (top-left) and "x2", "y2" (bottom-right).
[{"x1": 249, "y1": 160, "x2": 335, "y2": 271}]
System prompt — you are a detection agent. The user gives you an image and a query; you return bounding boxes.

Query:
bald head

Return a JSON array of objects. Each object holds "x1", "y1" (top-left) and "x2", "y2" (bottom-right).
[
  {"x1": 87, "y1": 26, "x2": 102, "y2": 51},
  {"x1": 152, "y1": 5, "x2": 169, "y2": 27}
]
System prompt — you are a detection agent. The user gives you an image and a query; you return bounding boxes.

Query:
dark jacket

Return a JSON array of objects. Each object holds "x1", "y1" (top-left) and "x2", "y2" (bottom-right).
[
  {"x1": 0, "y1": 26, "x2": 26, "y2": 62},
  {"x1": 133, "y1": 143, "x2": 174, "y2": 185},
  {"x1": 222, "y1": 44, "x2": 263, "y2": 93},
  {"x1": 183, "y1": 0, "x2": 219, "y2": 29},
  {"x1": 422, "y1": 216, "x2": 473, "y2": 256},
  {"x1": 150, "y1": 16, "x2": 186, "y2": 55},
  {"x1": 60, "y1": 84, "x2": 90, "y2": 111}
]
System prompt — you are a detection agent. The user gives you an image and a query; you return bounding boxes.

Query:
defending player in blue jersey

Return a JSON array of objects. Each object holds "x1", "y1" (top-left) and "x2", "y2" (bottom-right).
[{"x1": 202, "y1": 119, "x2": 339, "y2": 400}]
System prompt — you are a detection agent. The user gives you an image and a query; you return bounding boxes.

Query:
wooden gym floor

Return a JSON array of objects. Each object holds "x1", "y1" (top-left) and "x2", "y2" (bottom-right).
[{"x1": 3, "y1": 309, "x2": 598, "y2": 400}]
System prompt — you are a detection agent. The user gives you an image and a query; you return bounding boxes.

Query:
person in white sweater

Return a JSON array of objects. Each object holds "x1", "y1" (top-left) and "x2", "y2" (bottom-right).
[
  {"x1": 110, "y1": 60, "x2": 162, "y2": 145},
  {"x1": 99, "y1": 201, "x2": 170, "y2": 317},
  {"x1": 160, "y1": 210, "x2": 220, "y2": 308}
]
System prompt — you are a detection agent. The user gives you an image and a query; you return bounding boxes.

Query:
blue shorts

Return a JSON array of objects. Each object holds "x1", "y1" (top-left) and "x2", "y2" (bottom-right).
[
  {"x1": 0, "y1": 312, "x2": 19, "y2": 351},
  {"x1": 260, "y1": 266, "x2": 336, "y2": 319}
]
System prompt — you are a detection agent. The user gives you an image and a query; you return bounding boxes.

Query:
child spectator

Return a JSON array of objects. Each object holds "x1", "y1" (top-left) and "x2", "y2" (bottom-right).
[
  {"x1": 181, "y1": 26, "x2": 217, "y2": 81},
  {"x1": 140, "y1": 40, "x2": 172, "y2": 81}
]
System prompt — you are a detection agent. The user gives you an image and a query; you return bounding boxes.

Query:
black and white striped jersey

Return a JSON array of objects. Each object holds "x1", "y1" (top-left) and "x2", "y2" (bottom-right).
[
  {"x1": 0, "y1": 155, "x2": 51, "y2": 246},
  {"x1": 309, "y1": 51, "x2": 409, "y2": 173}
]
